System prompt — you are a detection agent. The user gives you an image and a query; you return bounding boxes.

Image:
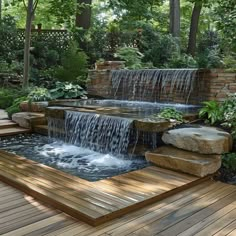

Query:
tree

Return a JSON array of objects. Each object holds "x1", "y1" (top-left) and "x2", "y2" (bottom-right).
[
  {"x1": 0, "y1": 0, "x2": 2, "y2": 20},
  {"x1": 215, "y1": 0, "x2": 236, "y2": 51},
  {"x1": 22, "y1": 0, "x2": 38, "y2": 89},
  {"x1": 169, "y1": 0, "x2": 180, "y2": 38},
  {"x1": 187, "y1": 1, "x2": 202, "y2": 56},
  {"x1": 76, "y1": 0, "x2": 92, "y2": 29}
]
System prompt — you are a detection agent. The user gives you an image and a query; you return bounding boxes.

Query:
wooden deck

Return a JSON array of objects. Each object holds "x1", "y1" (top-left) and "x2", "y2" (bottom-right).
[
  {"x1": 0, "y1": 150, "x2": 211, "y2": 226},
  {"x1": 1, "y1": 180, "x2": 236, "y2": 235}
]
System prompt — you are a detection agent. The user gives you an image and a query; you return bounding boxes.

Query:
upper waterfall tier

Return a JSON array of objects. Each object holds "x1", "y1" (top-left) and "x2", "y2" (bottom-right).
[{"x1": 111, "y1": 69, "x2": 198, "y2": 103}]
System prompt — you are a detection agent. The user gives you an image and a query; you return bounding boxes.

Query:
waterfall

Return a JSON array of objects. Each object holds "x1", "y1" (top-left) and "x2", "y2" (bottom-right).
[
  {"x1": 51, "y1": 111, "x2": 133, "y2": 155},
  {"x1": 48, "y1": 118, "x2": 66, "y2": 140},
  {"x1": 111, "y1": 69, "x2": 198, "y2": 103}
]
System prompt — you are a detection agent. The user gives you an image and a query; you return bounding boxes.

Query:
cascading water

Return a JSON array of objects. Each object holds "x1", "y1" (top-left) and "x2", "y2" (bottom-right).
[
  {"x1": 111, "y1": 69, "x2": 198, "y2": 103},
  {"x1": 49, "y1": 111, "x2": 133, "y2": 155}
]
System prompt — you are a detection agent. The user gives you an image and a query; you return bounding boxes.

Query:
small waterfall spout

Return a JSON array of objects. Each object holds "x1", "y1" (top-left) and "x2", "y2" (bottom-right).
[
  {"x1": 111, "y1": 69, "x2": 198, "y2": 103},
  {"x1": 61, "y1": 111, "x2": 133, "y2": 155}
]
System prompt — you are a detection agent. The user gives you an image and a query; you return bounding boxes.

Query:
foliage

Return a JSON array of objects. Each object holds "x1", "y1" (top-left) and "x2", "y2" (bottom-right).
[
  {"x1": 30, "y1": 68, "x2": 57, "y2": 89},
  {"x1": 197, "y1": 48, "x2": 224, "y2": 69},
  {"x1": 221, "y1": 93, "x2": 236, "y2": 139},
  {"x1": 0, "y1": 88, "x2": 28, "y2": 109},
  {"x1": 49, "y1": 82, "x2": 87, "y2": 99},
  {"x1": 222, "y1": 153, "x2": 236, "y2": 172},
  {"x1": 6, "y1": 96, "x2": 28, "y2": 118},
  {"x1": 223, "y1": 54, "x2": 236, "y2": 72},
  {"x1": 167, "y1": 53, "x2": 198, "y2": 68},
  {"x1": 199, "y1": 100, "x2": 221, "y2": 124},
  {"x1": 0, "y1": 15, "x2": 21, "y2": 67},
  {"x1": 115, "y1": 47, "x2": 144, "y2": 69},
  {"x1": 153, "y1": 108, "x2": 184, "y2": 122},
  {"x1": 138, "y1": 25, "x2": 180, "y2": 68},
  {"x1": 27, "y1": 87, "x2": 52, "y2": 102},
  {"x1": 55, "y1": 42, "x2": 88, "y2": 86},
  {"x1": 214, "y1": 0, "x2": 236, "y2": 51},
  {"x1": 1, "y1": 0, "x2": 235, "y2": 71}
]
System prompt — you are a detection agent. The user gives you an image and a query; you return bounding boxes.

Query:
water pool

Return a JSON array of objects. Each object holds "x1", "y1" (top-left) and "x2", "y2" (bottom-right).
[
  {"x1": 0, "y1": 134, "x2": 148, "y2": 181},
  {"x1": 49, "y1": 99, "x2": 201, "y2": 119}
]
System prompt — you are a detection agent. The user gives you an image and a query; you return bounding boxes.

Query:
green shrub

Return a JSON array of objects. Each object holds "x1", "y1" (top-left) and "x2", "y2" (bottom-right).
[
  {"x1": 49, "y1": 82, "x2": 87, "y2": 99},
  {"x1": 138, "y1": 26, "x2": 180, "y2": 67},
  {"x1": 0, "y1": 88, "x2": 28, "y2": 109},
  {"x1": 199, "y1": 101, "x2": 222, "y2": 124},
  {"x1": 152, "y1": 108, "x2": 184, "y2": 122},
  {"x1": 55, "y1": 42, "x2": 88, "y2": 86},
  {"x1": 197, "y1": 48, "x2": 224, "y2": 69},
  {"x1": 115, "y1": 47, "x2": 144, "y2": 69},
  {"x1": 222, "y1": 153, "x2": 236, "y2": 172},
  {"x1": 223, "y1": 54, "x2": 236, "y2": 72},
  {"x1": 167, "y1": 53, "x2": 198, "y2": 68},
  {"x1": 27, "y1": 87, "x2": 52, "y2": 102},
  {"x1": 6, "y1": 96, "x2": 28, "y2": 118},
  {"x1": 221, "y1": 93, "x2": 236, "y2": 138}
]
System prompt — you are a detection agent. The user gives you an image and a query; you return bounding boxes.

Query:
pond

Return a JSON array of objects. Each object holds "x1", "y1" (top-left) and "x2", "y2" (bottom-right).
[{"x1": 0, "y1": 134, "x2": 148, "y2": 182}]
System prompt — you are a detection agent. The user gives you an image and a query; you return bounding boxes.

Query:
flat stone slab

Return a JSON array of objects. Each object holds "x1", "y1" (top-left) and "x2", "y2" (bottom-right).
[
  {"x1": 146, "y1": 146, "x2": 221, "y2": 177},
  {"x1": 12, "y1": 112, "x2": 46, "y2": 129},
  {"x1": 162, "y1": 125, "x2": 232, "y2": 154}
]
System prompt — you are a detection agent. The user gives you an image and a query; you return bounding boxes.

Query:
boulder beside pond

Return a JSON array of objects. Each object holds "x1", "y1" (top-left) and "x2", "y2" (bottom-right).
[{"x1": 162, "y1": 125, "x2": 232, "y2": 154}]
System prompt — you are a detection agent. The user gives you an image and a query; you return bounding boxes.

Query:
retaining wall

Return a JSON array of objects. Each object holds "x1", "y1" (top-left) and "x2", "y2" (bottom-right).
[{"x1": 87, "y1": 69, "x2": 236, "y2": 104}]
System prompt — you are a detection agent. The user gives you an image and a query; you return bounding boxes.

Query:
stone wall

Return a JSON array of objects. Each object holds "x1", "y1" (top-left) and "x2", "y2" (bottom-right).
[
  {"x1": 87, "y1": 69, "x2": 236, "y2": 104},
  {"x1": 200, "y1": 69, "x2": 236, "y2": 102}
]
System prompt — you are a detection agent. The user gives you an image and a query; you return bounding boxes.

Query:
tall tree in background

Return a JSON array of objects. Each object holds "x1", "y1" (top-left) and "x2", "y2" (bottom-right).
[
  {"x1": 76, "y1": 0, "x2": 92, "y2": 29},
  {"x1": 169, "y1": 0, "x2": 180, "y2": 38},
  {"x1": 0, "y1": 0, "x2": 2, "y2": 20},
  {"x1": 187, "y1": 0, "x2": 202, "y2": 56},
  {"x1": 23, "y1": 0, "x2": 38, "y2": 89}
]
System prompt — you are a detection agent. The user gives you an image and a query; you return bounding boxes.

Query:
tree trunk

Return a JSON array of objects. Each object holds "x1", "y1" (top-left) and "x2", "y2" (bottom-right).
[
  {"x1": 169, "y1": 0, "x2": 180, "y2": 38},
  {"x1": 23, "y1": 0, "x2": 34, "y2": 89},
  {"x1": 0, "y1": 0, "x2": 2, "y2": 21},
  {"x1": 187, "y1": 2, "x2": 202, "y2": 56},
  {"x1": 76, "y1": 0, "x2": 92, "y2": 29}
]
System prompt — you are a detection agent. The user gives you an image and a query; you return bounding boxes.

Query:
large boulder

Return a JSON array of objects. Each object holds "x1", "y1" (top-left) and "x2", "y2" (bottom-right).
[
  {"x1": 162, "y1": 125, "x2": 232, "y2": 154},
  {"x1": 146, "y1": 146, "x2": 221, "y2": 177}
]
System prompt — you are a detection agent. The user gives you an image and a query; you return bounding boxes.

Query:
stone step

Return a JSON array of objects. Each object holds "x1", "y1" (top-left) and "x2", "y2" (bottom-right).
[
  {"x1": 145, "y1": 146, "x2": 221, "y2": 177},
  {"x1": 0, "y1": 120, "x2": 18, "y2": 129},
  {"x1": 0, "y1": 127, "x2": 31, "y2": 137}
]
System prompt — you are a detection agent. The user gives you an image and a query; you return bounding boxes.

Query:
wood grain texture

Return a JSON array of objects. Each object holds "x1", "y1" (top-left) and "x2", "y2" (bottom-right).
[
  {"x1": 0, "y1": 149, "x2": 210, "y2": 226},
  {"x1": 1, "y1": 180, "x2": 236, "y2": 235}
]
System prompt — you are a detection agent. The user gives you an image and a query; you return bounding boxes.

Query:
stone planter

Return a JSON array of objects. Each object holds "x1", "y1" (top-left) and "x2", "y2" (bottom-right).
[
  {"x1": 95, "y1": 61, "x2": 125, "y2": 70},
  {"x1": 20, "y1": 101, "x2": 49, "y2": 113}
]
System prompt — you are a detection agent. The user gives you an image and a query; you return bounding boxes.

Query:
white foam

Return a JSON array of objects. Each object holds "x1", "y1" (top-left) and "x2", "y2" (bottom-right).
[{"x1": 35, "y1": 142, "x2": 132, "y2": 169}]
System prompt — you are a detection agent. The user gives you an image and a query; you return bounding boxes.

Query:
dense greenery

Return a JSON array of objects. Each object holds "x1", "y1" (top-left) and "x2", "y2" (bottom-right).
[
  {"x1": 49, "y1": 82, "x2": 87, "y2": 100},
  {"x1": 0, "y1": 0, "x2": 235, "y2": 76},
  {"x1": 222, "y1": 153, "x2": 236, "y2": 172},
  {"x1": 153, "y1": 108, "x2": 184, "y2": 122},
  {"x1": 0, "y1": 88, "x2": 28, "y2": 109},
  {"x1": 199, "y1": 100, "x2": 221, "y2": 124},
  {"x1": 199, "y1": 94, "x2": 236, "y2": 139}
]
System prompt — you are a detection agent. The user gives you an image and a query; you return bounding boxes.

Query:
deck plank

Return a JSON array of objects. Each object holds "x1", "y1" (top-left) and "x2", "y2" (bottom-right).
[
  {"x1": 1, "y1": 180, "x2": 236, "y2": 235},
  {"x1": 0, "y1": 149, "x2": 210, "y2": 226}
]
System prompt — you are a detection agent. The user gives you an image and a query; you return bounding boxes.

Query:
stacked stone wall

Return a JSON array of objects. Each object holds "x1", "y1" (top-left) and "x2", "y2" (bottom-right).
[{"x1": 87, "y1": 69, "x2": 236, "y2": 104}]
